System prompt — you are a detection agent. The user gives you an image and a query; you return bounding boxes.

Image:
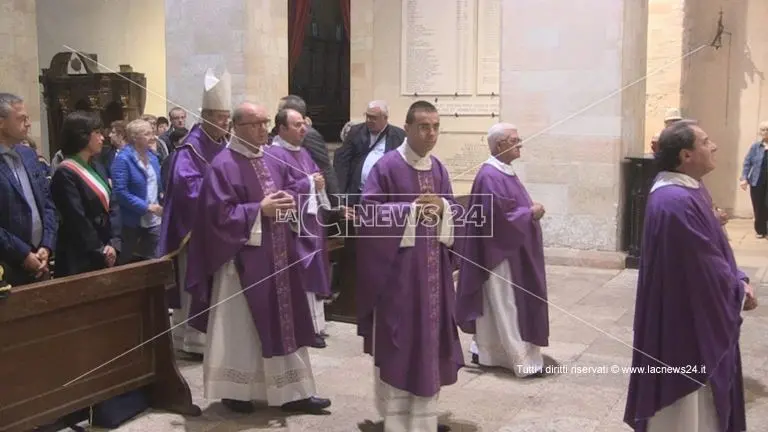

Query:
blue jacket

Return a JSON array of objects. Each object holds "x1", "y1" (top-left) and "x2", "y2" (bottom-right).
[
  {"x1": 112, "y1": 145, "x2": 163, "y2": 228},
  {"x1": 0, "y1": 144, "x2": 58, "y2": 266},
  {"x1": 741, "y1": 141, "x2": 767, "y2": 187}
]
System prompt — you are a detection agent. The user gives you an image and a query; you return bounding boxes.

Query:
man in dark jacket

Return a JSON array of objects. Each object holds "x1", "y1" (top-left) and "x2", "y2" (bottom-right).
[
  {"x1": 157, "y1": 106, "x2": 188, "y2": 160},
  {"x1": 332, "y1": 100, "x2": 405, "y2": 205},
  {"x1": 0, "y1": 93, "x2": 58, "y2": 286}
]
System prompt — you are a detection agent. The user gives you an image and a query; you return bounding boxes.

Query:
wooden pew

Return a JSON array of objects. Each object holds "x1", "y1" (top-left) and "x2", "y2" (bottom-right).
[
  {"x1": 0, "y1": 259, "x2": 200, "y2": 432},
  {"x1": 326, "y1": 237, "x2": 356, "y2": 323}
]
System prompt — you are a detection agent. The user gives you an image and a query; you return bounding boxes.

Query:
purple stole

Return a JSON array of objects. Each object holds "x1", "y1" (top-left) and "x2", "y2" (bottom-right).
[
  {"x1": 417, "y1": 169, "x2": 442, "y2": 387},
  {"x1": 249, "y1": 156, "x2": 297, "y2": 354}
]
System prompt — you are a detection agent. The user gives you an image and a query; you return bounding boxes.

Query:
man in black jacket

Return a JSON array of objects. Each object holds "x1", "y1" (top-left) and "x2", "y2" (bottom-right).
[
  {"x1": 333, "y1": 100, "x2": 405, "y2": 205},
  {"x1": 157, "y1": 106, "x2": 188, "y2": 160}
]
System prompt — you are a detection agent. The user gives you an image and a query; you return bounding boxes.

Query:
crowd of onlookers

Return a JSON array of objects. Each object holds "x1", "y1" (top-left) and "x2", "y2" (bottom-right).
[{"x1": 0, "y1": 92, "x2": 190, "y2": 287}]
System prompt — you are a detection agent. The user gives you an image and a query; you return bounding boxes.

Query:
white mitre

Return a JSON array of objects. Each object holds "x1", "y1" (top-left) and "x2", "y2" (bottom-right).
[{"x1": 200, "y1": 68, "x2": 232, "y2": 111}]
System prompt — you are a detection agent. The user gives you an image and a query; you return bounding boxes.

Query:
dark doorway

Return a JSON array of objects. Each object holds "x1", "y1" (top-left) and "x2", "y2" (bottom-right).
[{"x1": 288, "y1": 0, "x2": 350, "y2": 142}]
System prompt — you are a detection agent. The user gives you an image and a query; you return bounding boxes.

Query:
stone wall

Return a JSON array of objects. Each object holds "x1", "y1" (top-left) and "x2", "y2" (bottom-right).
[
  {"x1": 0, "y1": 0, "x2": 41, "y2": 149},
  {"x1": 680, "y1": 0, "x2": 767, "y2": 218},
  {"x1": 500, "y1": 0, "x2": 647, "y2": 251},
  {"x1": 644, "y1": 0, "x2": 684, "y2": 147},
  {"x1": 244, "y1": 0, "x2": 288, "y2": 112},
  {"x1": 645, "y1": 0, "x2": 768, "y2": 218},
  {"x1": 165, "y1": 0, "x2": 287, "y2": 121}
]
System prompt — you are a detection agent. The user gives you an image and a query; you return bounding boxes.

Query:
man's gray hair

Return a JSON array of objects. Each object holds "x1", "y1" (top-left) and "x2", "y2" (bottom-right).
[
  {"x1": 0, "y1": 93, "x2": 23, "y2": 118},
  {"x1": 367, "y1": 100, "x2": 389, "y2": 116},
  {"x1": 487, "y1": 122, "x2": 517, "y2": 153}
]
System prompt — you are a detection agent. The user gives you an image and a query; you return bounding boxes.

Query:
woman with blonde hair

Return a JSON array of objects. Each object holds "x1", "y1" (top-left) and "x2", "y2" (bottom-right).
[{"x1": 112, "y1": 119, "x2": 163, "y2": 264}]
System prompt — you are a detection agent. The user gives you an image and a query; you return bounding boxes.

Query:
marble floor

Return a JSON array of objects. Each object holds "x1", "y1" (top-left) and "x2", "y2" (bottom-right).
[{"x1": 98, "y1": 219, "x2": 768, "y2": 431}]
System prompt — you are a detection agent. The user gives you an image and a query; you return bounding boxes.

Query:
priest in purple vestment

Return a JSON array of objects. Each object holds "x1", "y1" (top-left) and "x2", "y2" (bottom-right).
[
  {"x1": 455, "y1": 123, "x2": 549, "y2": 378},
  {"x1": 355, "y1": 100, "x2": 463, "y2": 432},
  {"x1": 158, "y1": 69, "x2": 232, "y2": 357},
  {"x1": 624, "y1": 119, "x2": 757, "y2": 432},
  {"x1": 266, "y1": 108, "x2": 331, "y2": 348},
  {"x1": 184, "y1": 102, "x2": 331, "y2": 415}
]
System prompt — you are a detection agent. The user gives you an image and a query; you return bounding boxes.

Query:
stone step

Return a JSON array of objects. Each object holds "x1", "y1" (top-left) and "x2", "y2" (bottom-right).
[{"x1": 544, "y1": 247, "x2": 626, "y2": 270}]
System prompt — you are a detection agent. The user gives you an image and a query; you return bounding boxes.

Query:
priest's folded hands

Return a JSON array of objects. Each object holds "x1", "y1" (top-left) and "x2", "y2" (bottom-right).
[
  {"x1": 260, "y1": 190, "x2": 296, "y2": 218},
  {"x1": 414, "y1": 193, "x2": 444, "y2": 224},
  {"x1": 530, "y1": 202, "x2": 546, "y2": 220},
  {"x1": 312, "y1": 173, "x2": 325, "y2": 190},
  {"x1": 744, "y1": 282, "x2": 758, "y2": 311}
]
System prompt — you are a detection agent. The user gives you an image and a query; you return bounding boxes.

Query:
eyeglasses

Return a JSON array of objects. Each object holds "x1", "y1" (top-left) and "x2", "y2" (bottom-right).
[{"x1": 236, "y1": 120, "x2": 271, "y2": 129}]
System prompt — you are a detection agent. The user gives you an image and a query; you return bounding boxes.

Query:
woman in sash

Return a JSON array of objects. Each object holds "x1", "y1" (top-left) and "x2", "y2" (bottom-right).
[{"x1": 51, "y1": 111, "x2": 121, "y2": 277}]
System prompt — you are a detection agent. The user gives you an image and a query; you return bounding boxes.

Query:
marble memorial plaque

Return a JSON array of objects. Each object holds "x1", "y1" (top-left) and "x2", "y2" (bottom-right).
[
  {"x1": 400, "y1": 0, "x2": 475, "y2": 95},
  {"x1": 476, "y1": 0, "x2": 500, "y2": 95}
]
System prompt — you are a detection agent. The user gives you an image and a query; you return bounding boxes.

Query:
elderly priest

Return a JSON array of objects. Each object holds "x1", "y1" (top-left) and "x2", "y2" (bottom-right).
[
  {"x1": 455, "y1": 123, "x2": 549, "y2": 378},
  {"x1": 623, "y1": 119, "x2": 757, "y2": 431}
]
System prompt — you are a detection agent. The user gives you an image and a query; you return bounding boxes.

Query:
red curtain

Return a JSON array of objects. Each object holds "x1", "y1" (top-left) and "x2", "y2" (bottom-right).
[
  {"x1": 289, "y1": 0, "x2": 312, "y2": 72},
  {"x1": 340, "y1": 0, "x2": 350, "y2": 39}
]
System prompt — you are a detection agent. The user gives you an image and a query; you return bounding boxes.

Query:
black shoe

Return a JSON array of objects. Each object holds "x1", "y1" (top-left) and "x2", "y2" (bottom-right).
[
  {"x1": 471, "y1": 353, "x2": 479, "y2": 365},
  {"x1": 222, "y1": 398, "x2": 255, "y2": 413},
  {"x1": 281, "y1": 396, "x2": 331, "y2": 414},
  {"x1": 311, "y1": 334, "x2": 327, "y2": 348},
  {"x1": 180, "y1": 351, "x2": 204, "y2": 362},
  {"x1": 438, "y1": 425, "x2": 451, "y2": 432}
]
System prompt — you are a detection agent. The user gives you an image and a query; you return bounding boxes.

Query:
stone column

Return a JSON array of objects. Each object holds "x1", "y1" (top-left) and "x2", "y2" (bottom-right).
[
  {"x1": 165, "y1": 0, "x2": 287, "y2": 118},
  {"x1": 244, "y1": 0, "x2": 288, "y2": 111},
  {"x1": 644, "y1": 0, "x2": 685, "y2": 148},
  {"x1": 681, "y1": 0, "x2": 755, "y2": 218},
  {"x1": 349, "y1": 0, "x2": 375, "y2": 122},
  {"x1": 0, "y1": 0, "x2": 42, "y2": 151},
  {"x1": 500, "y1": 0, "x2": 648, "y2": 252}
]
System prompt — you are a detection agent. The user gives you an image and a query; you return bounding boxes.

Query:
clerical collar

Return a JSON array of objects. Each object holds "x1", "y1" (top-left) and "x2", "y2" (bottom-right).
[
  {"x1": 228, "y1": 137, "x2": 263, "y2": 159},
  {"x1": 273, "y1": 135, "x2": 301, "y2": 152},
  {"x1": 397, "y1": 139, "x2": 432, "y2": 171},
  {"x1": 484, "y1": 156, "x2": 516, "y2": 176},
  {"x1": 199, "y1": 123, "x2": 227, "y2": 145},
  {"x1": 650, "y1": 171, "x2": 701, "y2": 193}
]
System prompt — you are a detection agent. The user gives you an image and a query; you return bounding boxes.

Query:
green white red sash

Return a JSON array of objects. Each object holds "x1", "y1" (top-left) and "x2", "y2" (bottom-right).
[{"x1": 59, "y1": 158, "x2": 111, "y2": 212}]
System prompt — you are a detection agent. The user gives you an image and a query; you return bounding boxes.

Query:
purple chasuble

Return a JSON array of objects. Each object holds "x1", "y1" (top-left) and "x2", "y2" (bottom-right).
[
  {"x1": 183, "y1": 147, "x2": 315, "y2": 357},
  {"x1": 623, "y1": 179, "x2": 747, "y2": 432},
  {"x1": 266, "y1": 144, "x2": 331, "y2": 296},
  {"x1": 355, "y1": 149, "x2": 464, "y2": 398},
  {"x1": 454, "y1": 163, "x2": 549, "y2": 347},
  {"x1": 159, "y1": 123, "x2": 226, "y2": 308}
]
